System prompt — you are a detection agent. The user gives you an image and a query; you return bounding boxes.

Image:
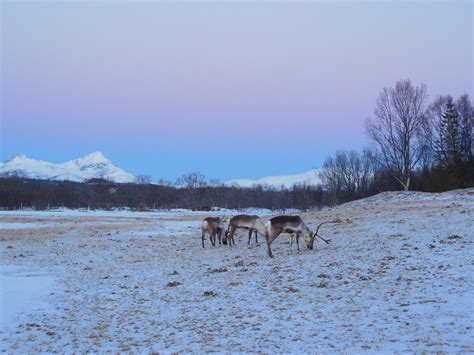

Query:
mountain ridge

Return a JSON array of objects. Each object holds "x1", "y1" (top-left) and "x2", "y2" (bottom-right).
[
  {"x1": 224, "y1": 169, "x2": 322, "y2": 189},
  {"x1": 0, "y1": 152, "x2": 137, "y2": 183},
  {"x1": 1, "y1": 152, "x2": 323, "y2": 188}
]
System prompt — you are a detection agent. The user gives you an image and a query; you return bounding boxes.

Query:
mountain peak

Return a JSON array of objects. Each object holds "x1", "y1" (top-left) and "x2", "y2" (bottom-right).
[
  {"x1": 67, "y1": 151, "x2": 112, "y2": 167},
  {"x1": 79, "y1": 151, "x2": 110, "y2": 163}
]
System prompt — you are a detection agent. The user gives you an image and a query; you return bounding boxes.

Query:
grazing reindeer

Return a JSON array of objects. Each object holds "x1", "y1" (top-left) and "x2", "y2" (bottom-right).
[
  {"x1": 224, "y1": 215, "x2": 266, "y2": 247},
  {"x1": 264, "y1": 215, "x2": 339, "y2": 258},
  {"x1": 201, "y1": 217, "x2": 225, "y2": 248}
]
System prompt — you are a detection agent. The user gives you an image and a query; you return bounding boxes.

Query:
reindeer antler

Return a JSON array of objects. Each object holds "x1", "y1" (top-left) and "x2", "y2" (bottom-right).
[{"x1": 314, "y1": 217, "x2": 341, "y2": 244}]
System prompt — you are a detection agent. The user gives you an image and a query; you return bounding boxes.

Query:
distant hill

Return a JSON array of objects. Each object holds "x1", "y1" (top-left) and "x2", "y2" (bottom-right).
[{"x1": 225, "y1": 169, "x2": 322, "y2": 189}]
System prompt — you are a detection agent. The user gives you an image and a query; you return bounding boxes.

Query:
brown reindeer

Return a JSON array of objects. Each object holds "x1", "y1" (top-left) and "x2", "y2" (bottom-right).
[
  {"x1": 264, "y1": 215, "x2": 339, "y2": 258},
  {"x1": 201, "y1": 217, "x2": 225, "y2": 248},
  {"x1": 224, "y1": 214, "x2": 266, "y2": 247}
]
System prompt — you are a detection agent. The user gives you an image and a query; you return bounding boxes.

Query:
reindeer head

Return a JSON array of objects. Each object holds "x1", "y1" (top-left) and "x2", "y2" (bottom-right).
[{"x1": 222, "y1": 230, "x2": 229, "y2": 245}]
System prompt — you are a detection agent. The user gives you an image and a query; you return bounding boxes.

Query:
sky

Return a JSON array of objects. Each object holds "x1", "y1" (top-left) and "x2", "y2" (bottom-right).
[{"x1": 1, "y1": 1, "x2": 472, "y2": 182}]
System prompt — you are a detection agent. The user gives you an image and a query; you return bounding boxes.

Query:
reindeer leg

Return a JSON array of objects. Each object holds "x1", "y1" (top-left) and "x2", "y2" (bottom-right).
[
  {"x1": 255, "y1": 230, "x2": 259, "y2": 246},
  {"x1": 266, "y1": 228, "x2": 281, "y2": 258},
  {"x1": 248, "y1": 229, "x2": 252, "y2": 245},
  {"x1": 290, "y1": 234, "x2": 293, "y2": 252},
  {"x1": 229, "y1": 226, "x2": 234, "y2": 247},
  {"x1": 218, "y1": 229, "x2": 222, "y2": 245},
  {"x1": 202, "y1": 229, "x2": 206, "y2": 248},
  {"x1": 223, "y1": 230, "x2": 228, "y2": 245},
  {"x1": 211, "y1": 232, "x2": 216, "y2": 246},
  {"x1": 232, "y1": 226, "x2": 237, "y2": 246},
  {"x1": 266, "y1": 238, "x2": 273, "y2": 258},
  {"x1": 296, "y1": 232, "x2": 300, "y2": 251}
]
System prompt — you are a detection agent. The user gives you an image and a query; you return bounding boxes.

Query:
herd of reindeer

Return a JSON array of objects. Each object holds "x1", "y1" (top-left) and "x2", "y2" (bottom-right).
[{"x1": 201, "y1": 214, "x2": 340, "y2": 258}]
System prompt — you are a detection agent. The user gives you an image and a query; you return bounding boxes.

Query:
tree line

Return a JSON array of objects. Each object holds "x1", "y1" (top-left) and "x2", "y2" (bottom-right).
[
  {"x1": 320, "y1": 80, "x2": 473, "y2": 204},
  {"x1": 0, "y1": 176, "x2": 327, "y2": 211}
]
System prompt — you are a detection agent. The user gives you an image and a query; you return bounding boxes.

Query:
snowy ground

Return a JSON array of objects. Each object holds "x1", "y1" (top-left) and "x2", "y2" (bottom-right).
[{"x1": 0, "y1": 189, "x2": 473, "y2": 352}]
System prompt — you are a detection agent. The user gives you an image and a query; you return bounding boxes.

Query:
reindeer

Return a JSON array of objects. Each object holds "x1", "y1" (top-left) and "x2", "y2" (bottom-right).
[
  {"x1": 201, "y1": 217, "x2": 226, "y2": 248},
  {"x1": 224, "y1": 214, "x2": 266, "y2": 247},
  {"x1": 264, "y1": 215, "x2": 339, "y2": 258}
]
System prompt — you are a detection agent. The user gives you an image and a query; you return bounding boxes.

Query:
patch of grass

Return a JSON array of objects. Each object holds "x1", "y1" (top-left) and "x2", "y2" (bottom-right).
[
  {"x1": 208, "y1": 267, "x2": 228, "y2": 273},
  {"x1": 165, "y1": 281, "x2": 182, "y2": 287}
]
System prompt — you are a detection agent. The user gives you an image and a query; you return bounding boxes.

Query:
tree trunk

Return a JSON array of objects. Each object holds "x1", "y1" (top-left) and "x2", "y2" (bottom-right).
[{"x1": 403, "y1": 178, "x2": 410, "y2": 191}]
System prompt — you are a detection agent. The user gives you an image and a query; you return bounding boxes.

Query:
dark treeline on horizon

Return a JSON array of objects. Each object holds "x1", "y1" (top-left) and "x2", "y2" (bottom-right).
[
  {"x1": 1, "y1": 161, "x2": 471, "y2": 211},
  {"x1": 0, "y1": 177, "x2": 328, "y2": 211}
]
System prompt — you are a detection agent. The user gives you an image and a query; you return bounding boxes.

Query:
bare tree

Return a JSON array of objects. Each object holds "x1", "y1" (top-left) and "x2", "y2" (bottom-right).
[
  {"x1": 365, "y1": 80, "x2": 428, "y2": 191},
  {"x1": 176, "y1": 172, "x2": 207, "y2": 188},
  {"x1": 319, "y1": 149, "x2": 377, "y2": 202}
]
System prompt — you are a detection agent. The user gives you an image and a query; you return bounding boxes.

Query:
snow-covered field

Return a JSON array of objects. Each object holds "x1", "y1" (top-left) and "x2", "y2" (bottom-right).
[{"x1": 0, "y1": 189, "x2": 473, "y2": 352}]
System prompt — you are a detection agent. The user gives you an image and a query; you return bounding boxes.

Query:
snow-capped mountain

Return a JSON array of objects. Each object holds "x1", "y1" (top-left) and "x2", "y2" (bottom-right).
[
  {"x1": 225, "y1": 169, "x2": 322, "y2": 189},
  {"x1": 0, "y1": 152, "x2": 137, "y2": 183}
]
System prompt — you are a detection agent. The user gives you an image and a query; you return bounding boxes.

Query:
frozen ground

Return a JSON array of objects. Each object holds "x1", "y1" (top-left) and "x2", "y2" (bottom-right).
[{"x1": 0, "y1": 189, "x2": 473, "y2": 352}]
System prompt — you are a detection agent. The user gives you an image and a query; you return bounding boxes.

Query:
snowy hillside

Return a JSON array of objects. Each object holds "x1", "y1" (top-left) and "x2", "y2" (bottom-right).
[
  {"x1": 0, "y1": 188, "x2": 472, "y2": 352},
  {"x1": 225, "y1": 169, "x2": 322, "y2": 189},
  {"x1": 0, "y1": 152, "x2": 136, "y2": 183}
]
